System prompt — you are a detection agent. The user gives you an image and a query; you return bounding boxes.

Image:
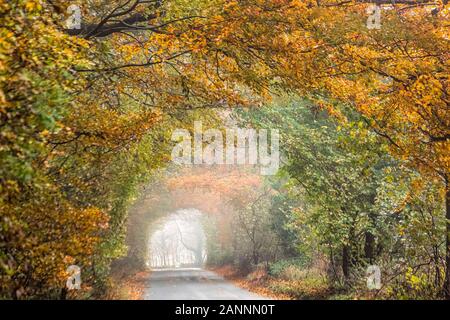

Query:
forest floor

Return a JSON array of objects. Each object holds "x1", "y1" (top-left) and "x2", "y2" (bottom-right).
[
  {"x1": 210, "y1": 265, "x2": 334, "y2": 300},
  {"x1": 210, "y1": 266, "x2": 291, "y2": 300},
  {"x1": 107, "y1": 267, "x2": 151, "y2": 300}
]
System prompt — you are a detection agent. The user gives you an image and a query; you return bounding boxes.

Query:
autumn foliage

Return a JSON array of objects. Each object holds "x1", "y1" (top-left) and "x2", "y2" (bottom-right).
[{"x1": 0, "y1": 0, "x2": 449, "y2": 299}]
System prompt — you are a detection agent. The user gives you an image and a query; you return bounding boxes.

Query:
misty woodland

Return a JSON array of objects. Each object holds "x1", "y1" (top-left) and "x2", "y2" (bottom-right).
[{"x1": 0, "y1": 0, "x2": 449, "y2": 300}]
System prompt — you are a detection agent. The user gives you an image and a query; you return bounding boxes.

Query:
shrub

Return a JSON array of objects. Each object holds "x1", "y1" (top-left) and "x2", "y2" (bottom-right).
[{"x1": 268, "y1": 257, "x2": 310, "y2": 279}]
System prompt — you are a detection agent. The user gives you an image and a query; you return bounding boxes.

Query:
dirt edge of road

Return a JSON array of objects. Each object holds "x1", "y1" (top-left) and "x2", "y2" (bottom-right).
[
  {"x1": 209, "y1": 266, "x2": 291, "y2": 300},
  {"x1": 107, "y1": 268, "x2": 152, "y2": 300}
]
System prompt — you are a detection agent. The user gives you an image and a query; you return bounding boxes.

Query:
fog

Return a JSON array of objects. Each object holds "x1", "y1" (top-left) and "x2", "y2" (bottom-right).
[{"x1": 148, "y1": 208, "x2": 207, "y2": 269}]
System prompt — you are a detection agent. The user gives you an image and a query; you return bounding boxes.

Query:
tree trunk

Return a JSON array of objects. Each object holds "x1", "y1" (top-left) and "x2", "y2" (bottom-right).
[
  {"x1": 328, "y1": 246, "x2": 339, "y2": 282},
  {"x1": 252, "y1": 246, "x2": 259, "y2": 265},
  {"x1": 342, "y1": 245, "x2": 350, "y2": 281},
  {"x1": 434, "y1": 244, "x2": 441, "y2": 289},
  {"x1": 60, "y1": 287, "x2": 68, "y2": 300},
  {"x1": 444, "y1": 180, "x2": 450, "y2": 299},
  {"x1": 364, "y1": 231, "x2": 375, "y2": 264}
]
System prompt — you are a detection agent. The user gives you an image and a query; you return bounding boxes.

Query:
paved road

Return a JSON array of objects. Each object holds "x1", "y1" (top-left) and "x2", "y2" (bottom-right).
[{"x1": 144, "y1": 268, "x2": 268, "y2": 300}]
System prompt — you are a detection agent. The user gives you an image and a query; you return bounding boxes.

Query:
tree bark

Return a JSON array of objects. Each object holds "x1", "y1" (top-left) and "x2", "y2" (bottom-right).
[
  {"x1": 444, "y1": 179, "x2": 450, "y2": 299},
  {"x1": 65, "y1": 13, "x2": 158, "y2": 38},
  {"x1": 60, "y1": 287, "x2": 67, "y2": 300},
  {"x1": 364, "y1": 231, "x2": 375, "y2": 264},
  {"x1": 252, "y1": 248, "x2": 259, "y2": 265},
  {"x1": 342, "y1": 245, "x2": 350, "y2": 281}
]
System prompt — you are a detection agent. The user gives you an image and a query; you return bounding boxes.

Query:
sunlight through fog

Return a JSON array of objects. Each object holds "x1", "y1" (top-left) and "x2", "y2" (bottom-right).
[{"x1": 148, "y1": 209, "x2": 207, "y2": 269}]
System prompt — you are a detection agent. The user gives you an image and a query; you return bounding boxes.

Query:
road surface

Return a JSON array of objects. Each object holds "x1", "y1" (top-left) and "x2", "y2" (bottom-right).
[{"x1": 144, "y1": 268, "x2": 268, "y2": 300}]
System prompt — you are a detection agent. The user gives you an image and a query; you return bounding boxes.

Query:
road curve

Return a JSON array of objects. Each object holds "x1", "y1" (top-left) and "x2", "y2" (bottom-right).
[{"x1": 144, "y1": 268, "x2": 268, "y2": 300}]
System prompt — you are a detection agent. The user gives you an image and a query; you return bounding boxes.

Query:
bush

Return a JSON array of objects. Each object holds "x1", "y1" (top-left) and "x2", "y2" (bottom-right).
[
  {"x1": 268, "y1": 276, "x2": 330, "y2": 300},
  {"x1": 269, "y1": 257, "x2": 310, "y2": 279}
]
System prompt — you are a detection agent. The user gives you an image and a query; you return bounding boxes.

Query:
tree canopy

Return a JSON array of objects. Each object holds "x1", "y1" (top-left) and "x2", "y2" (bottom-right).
[{"x1": 0, "y1": 0, "x2": 448, "y2": 299}]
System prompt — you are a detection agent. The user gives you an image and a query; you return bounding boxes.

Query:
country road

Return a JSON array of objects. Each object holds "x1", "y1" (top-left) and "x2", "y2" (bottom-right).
[{"x1": 144, "y1": 268, "x2": 269, "y2": 300}]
